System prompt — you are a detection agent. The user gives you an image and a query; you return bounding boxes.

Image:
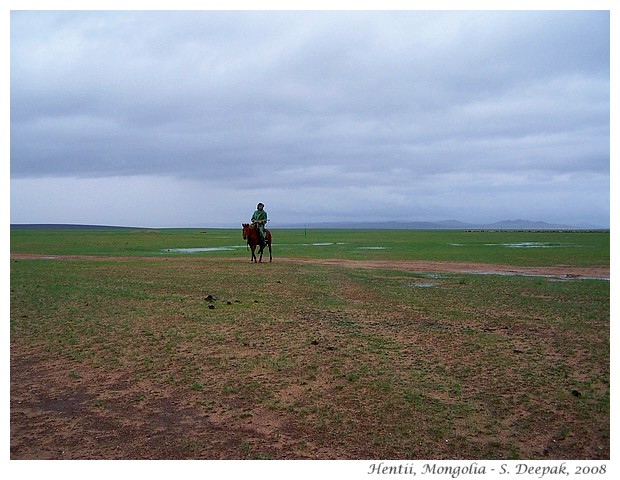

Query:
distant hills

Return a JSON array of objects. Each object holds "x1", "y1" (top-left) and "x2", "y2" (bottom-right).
[
  {"x1": 284, "y1": 219, "x2": 608, "y2": 230},
  {"x1": 10, "y1": 219, "x2": 608, "y2": 231},
  {"x1": 10, "y1": 224, "x2": 137, "y2": 230}
]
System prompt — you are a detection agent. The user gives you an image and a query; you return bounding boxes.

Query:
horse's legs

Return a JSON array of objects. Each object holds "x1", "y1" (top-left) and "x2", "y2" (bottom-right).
[
  {"x1": 250, "y1": 245, "x2": 257, "y2": 262},
  {"x1": 258, "y1": 245, "x2": 264, "y2": 263},
  {"x1": 268, "y1": 242, "x2": 272, "y2": 262}
]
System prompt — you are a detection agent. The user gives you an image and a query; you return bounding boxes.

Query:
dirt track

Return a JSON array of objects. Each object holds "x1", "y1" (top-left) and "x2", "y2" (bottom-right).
[
  {"x1": 9, "y1": 253, "x2": 610, "y2": 279},
  {"x1": 276, "y1": 257, "x2": 610, "y2": 280}
]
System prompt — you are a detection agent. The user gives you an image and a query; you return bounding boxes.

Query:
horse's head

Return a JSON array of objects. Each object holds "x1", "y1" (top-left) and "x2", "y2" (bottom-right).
[{"x1": 242, "y1": 223, "x2": 251, "y2": 240}]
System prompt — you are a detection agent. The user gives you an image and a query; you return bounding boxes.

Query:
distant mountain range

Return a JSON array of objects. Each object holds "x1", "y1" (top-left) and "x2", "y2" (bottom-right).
[
  {"x1": 10, "y1": 219, "x2": 608, "y2": 230},
  {"x1": 10, "y1": 224, "x2": 138, "y2": 230},
  {"x1": 284, "y1": 219, "x2": 608, "y2": 230}
]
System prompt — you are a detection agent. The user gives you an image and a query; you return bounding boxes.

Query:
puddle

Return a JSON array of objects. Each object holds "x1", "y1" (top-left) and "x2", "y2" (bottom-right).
[
  {"x1": 504, "y1": 242, "x2": 562, "y2": 248},
  {"x1": 486, "y1": 242, "x2": 563, "y2": 248},
  {"x1": 358, "y1": 246, "x2": 386, "y2": 250},
  {"x1": 409, "y1": 282, "x2": 440, "y2": 288},
  {"x1": 163, "y1": 247, "x2": 237, "y2": 253},
  {"x1": 471, "y1": 271, "x2": 608, "y2": 281},
  {"x1": 302, "y1": 242, "x2": 346, "y2": 246},
  {"x1": 448, "y1": 243, "x2": 464, "y2": 247}
]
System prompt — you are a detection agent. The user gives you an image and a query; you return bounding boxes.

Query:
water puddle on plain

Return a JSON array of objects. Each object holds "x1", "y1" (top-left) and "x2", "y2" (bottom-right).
[
  {"x1": 302, "y1": 242, "x2": 346, "y2": 246},
  {"x1": 409, "y1": 282, "x2": 440, "y2": 288},
  {"x1": 473, "y1": 271, "x2": 608, "y2": 281},
  {"x1": 486, "y1": 242, "x2": 564, "y2": 248},
  {"x1": 163, "y1": 247, "x2": 239, "y2": 253}
]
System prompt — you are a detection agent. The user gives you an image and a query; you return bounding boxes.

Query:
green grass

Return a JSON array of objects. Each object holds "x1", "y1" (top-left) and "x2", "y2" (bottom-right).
[
  {"x1": 10, "y1": 227, "x2": 609, "y2": 267},
  {"x1": 10, "y1": 228, "x2": 610, "y2": 459}
]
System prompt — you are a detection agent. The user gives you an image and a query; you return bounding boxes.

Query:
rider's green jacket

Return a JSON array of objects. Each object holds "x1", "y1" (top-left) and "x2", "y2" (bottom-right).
[{"x1": 251, "y1": 209, "x2": 267, "y2": 228}]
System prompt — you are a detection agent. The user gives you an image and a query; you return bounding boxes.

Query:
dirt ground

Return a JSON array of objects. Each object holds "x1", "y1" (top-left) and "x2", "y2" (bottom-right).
[
  {"x1": 10, "y1": 256, "x2": 610, "y2": 460},
  {"x1": 9, "y1": 254, "x2": 611, "y2": 279},
  {"x1": 11, "y1": 343, "x2": 337, "y2": 460},
  {"x1": 276, "y1": 257, "x2": 610, "y2": 280}
]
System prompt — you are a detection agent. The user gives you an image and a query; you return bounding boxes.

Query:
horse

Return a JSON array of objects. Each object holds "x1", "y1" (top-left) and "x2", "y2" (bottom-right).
[{"x1": 242, "y1": 223, "x2": 272, "y2": 263}]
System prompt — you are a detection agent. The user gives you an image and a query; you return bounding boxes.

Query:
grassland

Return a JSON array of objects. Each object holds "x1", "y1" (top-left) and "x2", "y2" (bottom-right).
[
  {"x1": 10, "y1": 228, "x2": 609, "y2": 459},
  {"x1": 9, "y1": 227, "x2": 610, "y2": 266}
]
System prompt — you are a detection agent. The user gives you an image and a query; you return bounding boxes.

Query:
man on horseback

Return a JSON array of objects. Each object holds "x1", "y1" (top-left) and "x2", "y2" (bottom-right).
[{"x1": 251, "y1": 202, "x2": 268, "y2": 246}]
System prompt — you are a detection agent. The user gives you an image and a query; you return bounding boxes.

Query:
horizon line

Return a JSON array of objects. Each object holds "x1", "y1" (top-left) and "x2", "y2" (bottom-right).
[{"x1": 9, "y1": 220, "x2": 610, "y2": 231}]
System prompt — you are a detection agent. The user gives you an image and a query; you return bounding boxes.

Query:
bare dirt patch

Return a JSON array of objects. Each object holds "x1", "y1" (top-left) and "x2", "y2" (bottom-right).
[
  {"x1": 10, "y1": 342, "x2": 338, "y2": 460},
  {"x1": 10, "y1": 254, "x2": 609, "y2": 460},
  {"x1": 276, "y1": 257, "x2": 610, "y2": 280},
  {"x1": 9, "y1": 253, "x2": 610, "y2": 279}
]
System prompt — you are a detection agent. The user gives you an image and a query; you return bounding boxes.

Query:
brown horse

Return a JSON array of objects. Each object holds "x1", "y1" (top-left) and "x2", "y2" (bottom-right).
[{"x1": 242, "y1": 223, "x2": 272, "y2": 262}]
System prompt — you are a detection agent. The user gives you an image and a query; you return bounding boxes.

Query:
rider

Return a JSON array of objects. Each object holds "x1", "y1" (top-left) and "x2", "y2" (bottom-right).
[{"x1": 251, "y1": 202, "x2": 268, "y2": 245}]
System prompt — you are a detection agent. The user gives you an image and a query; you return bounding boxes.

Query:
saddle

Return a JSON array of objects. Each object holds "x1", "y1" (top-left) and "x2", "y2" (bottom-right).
[{"x1": 252, "y1": 224, "x2": 268, "y2": 246}]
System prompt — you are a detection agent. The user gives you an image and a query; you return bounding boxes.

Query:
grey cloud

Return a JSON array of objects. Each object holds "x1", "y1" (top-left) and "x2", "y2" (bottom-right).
[{"x1": 10, "y1": 10, "x2": 610, "y2": 227}]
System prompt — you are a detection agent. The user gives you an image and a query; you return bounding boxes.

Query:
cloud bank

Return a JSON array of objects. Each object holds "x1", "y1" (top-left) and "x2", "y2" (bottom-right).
[{"x1": 10, "y1": 10, "x2": 610, "y2": 227}]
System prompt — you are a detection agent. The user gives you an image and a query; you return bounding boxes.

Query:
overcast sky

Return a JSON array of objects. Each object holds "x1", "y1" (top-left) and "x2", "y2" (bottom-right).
[{"x1": 9, "y1": 8, "x2": 610, "y2": 228}]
